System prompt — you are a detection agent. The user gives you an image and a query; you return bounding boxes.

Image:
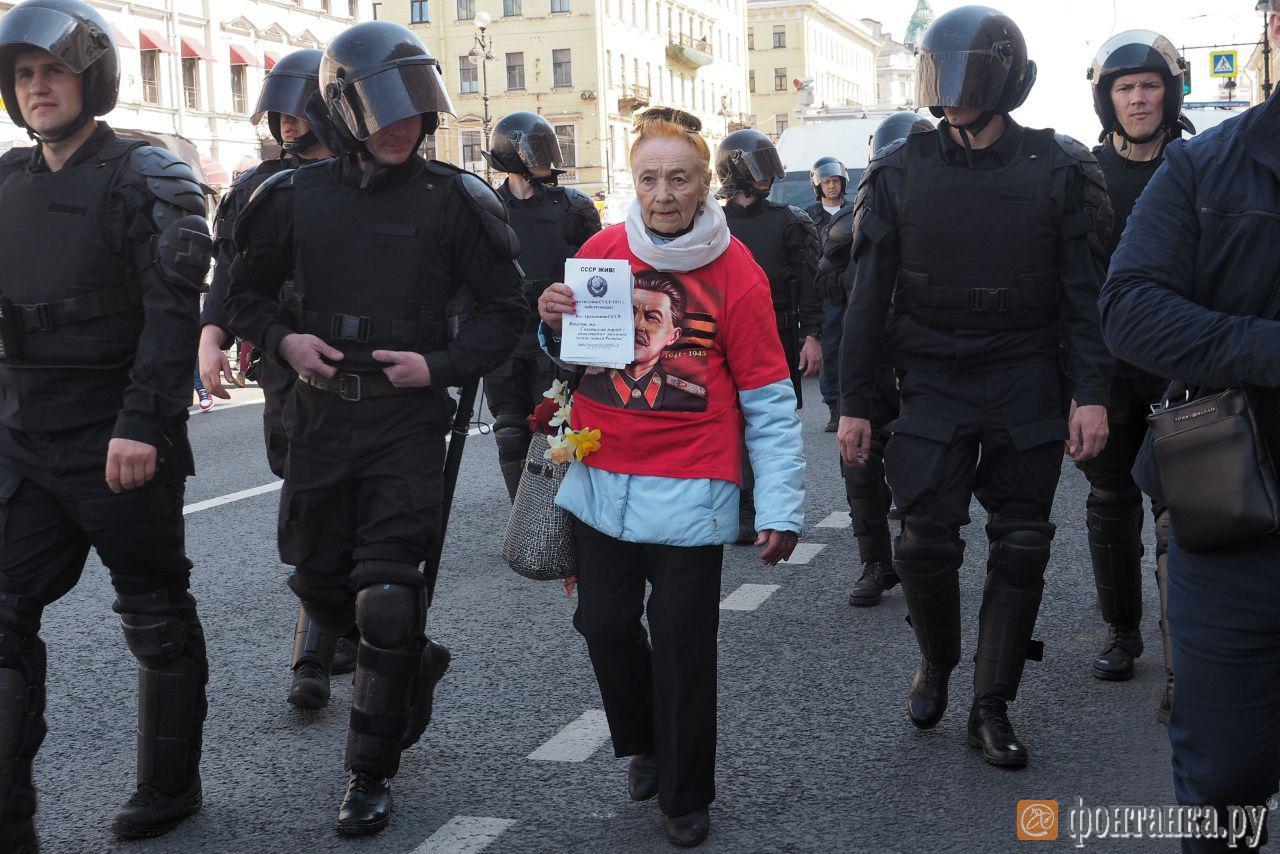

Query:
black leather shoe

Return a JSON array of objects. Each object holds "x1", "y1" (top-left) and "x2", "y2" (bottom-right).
[
  {"x1": 0, "y1": 817, "x2": 39, "y2": 853},
  {"x1": 824, "y1": 402, "x2": 839, "y2": 433},
  {"x1": 663, "y1": 808, "x2": 710, "y2": 848},
  {"x1": 402, "y1": 640, "x2": 452, "y2": 750},
  {"x1": 336, "y1": 771, "x2": 392, "y2": 836},
  {"x1": 1092, "y1": 625, "x2": 1144, "y2": 682},
  {"x1": 111, "y1": 779, "x2": 202, "y2": 839},
  {"x1": 288, "y1": 659, "x2": 331, "y2": 710},
  {"x1": 332, "y1": 636, "x2": 357, "y2": 676},
  {"x1": 848, "y1": 561, "x2": 898, "y2": 607},
  {"x1": 967, "y1": 698, "x2": 1028, "y2": 768},
  {"x1": 627, "y1": 753, "x2": 659, "y2": 802},
  {"x1": 907, "y1": 659, "x2": 952, "y2": 729}
]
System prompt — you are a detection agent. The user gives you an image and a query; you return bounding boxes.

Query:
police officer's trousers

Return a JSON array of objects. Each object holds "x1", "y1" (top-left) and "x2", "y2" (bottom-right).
[{"x1": 483, "y1": 335, "x2": 553, "y2": 501}]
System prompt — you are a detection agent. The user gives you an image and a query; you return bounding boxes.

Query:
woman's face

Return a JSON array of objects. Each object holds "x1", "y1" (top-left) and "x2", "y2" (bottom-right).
[{"x1": 631, "y1": 136, "x2": 709, "y2": 234}]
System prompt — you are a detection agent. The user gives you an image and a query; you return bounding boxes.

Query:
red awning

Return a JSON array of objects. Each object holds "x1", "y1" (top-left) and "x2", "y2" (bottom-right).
[
  {"x1": 263, "y1": 50, "x2": 280, "y2": 70},
  {"x1": 138, "y1": 28, "x2": 175, "y2": 54},
  {"x1": 180, "y1": 36, "x2": 214, "y2": 62},
  {"x1": 111, "y1": 25, "x2": 135, "y2": 50},
  {"x1": 199, "y1": 155, "x2": 229, "y2": 189},
  {"x1": 228, "y1": 44, "x2": 261, "y2": 67}
]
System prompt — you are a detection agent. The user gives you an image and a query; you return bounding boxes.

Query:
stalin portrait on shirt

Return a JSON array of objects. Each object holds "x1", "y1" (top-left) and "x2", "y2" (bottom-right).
[{"x1": 579, "y1": 270, "x2": 709, "y2": 412}]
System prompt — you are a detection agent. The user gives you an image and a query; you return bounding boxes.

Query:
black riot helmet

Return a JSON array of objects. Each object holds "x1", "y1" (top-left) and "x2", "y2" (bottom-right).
[
  {"x1": 716, "y1": 129, "x2": 785, "y2": 198},
  {"x1": 810, "y1": 156, "x2": 847, "y2": 201},
  {"x1": 916, "y1": 6, "x2": 1036, "y2": 125},
  {"x1": 253, "y1": 48, "x2": 323, "y2": 152},
  {"x1": 0, "y1": 0, "x2": 119, "y2": 142},
  {"x1": 319, "y1": 21, "x2": 455, "y2": 156},
  {"x1": 869, "y1": 111, "x2": 935, "y2": 157},
  {"x1": 1088, "y1": 30, "x2": 1189, "y2": 144},
  {"x1": 482, "y1": 111, "x2": 565, "y2": 183}
]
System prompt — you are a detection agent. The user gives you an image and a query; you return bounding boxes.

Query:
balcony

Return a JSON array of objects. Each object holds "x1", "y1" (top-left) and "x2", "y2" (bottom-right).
[
  {"x1": 727, "y1": 112, "x2": 756, "y2": 132},
  {"x1": 666, "y1": 33, "x2": 713, "y2": 70},
  {"x1": 618, "y1": 84, "x2": 650, "y2": 115}
]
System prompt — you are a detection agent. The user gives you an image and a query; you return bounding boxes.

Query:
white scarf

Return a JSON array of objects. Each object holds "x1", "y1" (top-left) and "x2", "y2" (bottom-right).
[{"x1": 624, "y1": 190, "x2": 731, "y2": 273}]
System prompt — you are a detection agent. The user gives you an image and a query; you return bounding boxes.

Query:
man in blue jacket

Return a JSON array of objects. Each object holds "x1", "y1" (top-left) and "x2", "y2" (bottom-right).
[{"x1": 1100, "y1": 12, "x2": 1280, "y2": 850}]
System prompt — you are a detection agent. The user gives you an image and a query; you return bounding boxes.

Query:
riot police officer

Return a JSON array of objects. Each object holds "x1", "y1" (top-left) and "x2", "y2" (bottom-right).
[
  {"x1": 225, "y1": 21, "x2": 525, "y2": 835},
  {"x1": 194, "y1": 49, "x2": 355, "y2": 713},
  {"x1": 0, "y1": 0, "x2": 212, "y2": 845},
  {"x1": 817, "y1": 112, "x2": 932, "y2": 608},
  {"x1": 838, "y1": 6, "x2": 1114, "y2": 768},
  {"x1": 805, "y1": 156, "x2": 851, "y2": 432},
  {"x1": 480, "y1": 111, "x2": 600, "y2": 500},
  {"x1": 1084, "y1": 30, "x2": 1191, "y2": 721},
  {"x1": 718, "y1": 129, "x2": 821, "y2": 541}
]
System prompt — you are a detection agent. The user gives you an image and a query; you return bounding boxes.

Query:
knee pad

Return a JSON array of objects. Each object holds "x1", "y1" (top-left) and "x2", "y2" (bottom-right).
[
  {"x1": 989, "y1": 528, "x2": 1052, "y2": 588},
  {"x1": 113, "y1": 590, "x2": 189, "y2": 668},
  {"x1": 1085, "y1": 484, "x2": 1142, "y2": 511},
  {"x1": 895, "y1": 516, "x2": 963, "y2": 565},
  {"x1": 286, "y1": 572, "x2": 355, "y2": 637},
  {"x1": 1087, "y1": 487, "x2": 1143, "y2": 545},
  {"x1": 493, "y1": 416, "x2": 532, "y2": 462},
  {"x1": 356, "y1": 583, "x2": 425, "y2": 650}
]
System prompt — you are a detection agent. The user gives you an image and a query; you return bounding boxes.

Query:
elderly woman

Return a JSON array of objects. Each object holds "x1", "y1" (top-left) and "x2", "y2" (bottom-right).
[{"x1": 538, "y1": 108, "x2": 805, "y2": 847}]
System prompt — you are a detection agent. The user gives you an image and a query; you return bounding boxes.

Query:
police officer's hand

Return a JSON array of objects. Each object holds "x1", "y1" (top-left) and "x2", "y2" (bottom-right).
[
  {"x1": 538, "y1": 283, "x2": 576, "y2": 333},
  {"x1": 838, "y1": 416, "x2": 873, "y2": 466},
  {"x1": 198, "y1": 325, "x2": 237, "y2": 399},
  {"x1": 105, "y1": 438, "x2": 157, "y2": 493},
  {"x1": 373, "y1": 350, "x2": 431, "y2": 387},
  {"x1": 280, "y1": 333, "x2": 344, "y2": 381},
  {"x1": 798, "y1": 335, "x2": 822, "y2": 377},
  {"x1": 1067, "y1": 401, "x2": 1110, "y2": 462},
  {"x1": 757, "y1": 529, "x2": 799, "y2": 565}
]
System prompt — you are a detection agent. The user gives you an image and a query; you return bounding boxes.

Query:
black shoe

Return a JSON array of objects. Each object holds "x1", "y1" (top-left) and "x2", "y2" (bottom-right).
[
  {"x1": 0, "y1": 817, "x2": 39, "y2": 853},
  {"x1": 848, "y1": 561, "x2": 898, "y2": 607},
  {"x1": 824, "y1": 402, "x2": 839, "y2": 433},
  {"x1": 907, "y1": 659, "x2": 952, "y2": 729},
  {"x1": 111, "y1": 779, "x2": 202, "y2": 839},
  {"x1": 627, "y1": 753, "x2": 659, "y2": 802},
  {"x1": 336, "y1": 771, "x2": 391, "y2": 837},
  {"x1": 332, "y1": 636, "x2": 357, "y2": 676},
  {"x1": 967, "y1": 698, "x2": 1028, "y2": 769},
  {"x1": 663, "y1": 808, "x2": 710, "y2": 847},
  {"x1": 401, "y1": 640, "x2": 452, "y2": 750},
  {"x1": 288, "y1": 659, "x2": 331, "y2": 710},
  {"x1": 1092, "y1": 625, "x2": 1144, "y2": 682}
]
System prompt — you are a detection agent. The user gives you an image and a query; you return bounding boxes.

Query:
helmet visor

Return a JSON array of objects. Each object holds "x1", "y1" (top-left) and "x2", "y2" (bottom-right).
[
  {"x1": 252, "y1": 72, "x2": 317, "y2": 125},
  {"x1": 812, "y1": 161, "x2": 846, "y2": 182},
  {"x1": 916, "y1": 49, "x2": 1010, "y2": 111},
  {"x1": 0, "y1": 5, "x2": 110, "y2": 74},
  {"x1": 331, "y1": 59, "x2": 455, "y2": 141},
  {"x1": 511, "y1": 128, "x2": 563, "y2": 169},
  {"x1": 735, "y1": 146, "x2": 785, "y2": 182}
]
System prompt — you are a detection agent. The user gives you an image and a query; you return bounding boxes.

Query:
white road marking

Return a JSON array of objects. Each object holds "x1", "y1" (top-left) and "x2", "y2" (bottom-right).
[
  {"x1": 529, "y1": 709, "x2": 611, "y2": 762},
  {"x1": 182, "y1": 481, "x2": 282, "y2": 515},
  {"x1": 781, "y1": 543, "x2": 826, "y2": 565},
  {"x1": 412, "y1": 816, "x2": 517, "y2": 854},
  {"x1": 720, "y1": 583, "x2": 781, "y2": 611},
  {"x1": 816, "y1": 511, "x2": 848, "y2": 529},
  {"x1": 189, "y1": 397, "x2": 265, "y2": 414}
]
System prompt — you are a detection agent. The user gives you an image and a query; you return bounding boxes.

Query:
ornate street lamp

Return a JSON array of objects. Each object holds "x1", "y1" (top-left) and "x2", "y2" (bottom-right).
[{"x1": 469, "y1": 11, "x2": 498, "y2": 181}]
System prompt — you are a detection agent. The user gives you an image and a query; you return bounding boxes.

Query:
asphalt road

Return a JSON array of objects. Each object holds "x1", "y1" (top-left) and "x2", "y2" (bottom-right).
[{"x1": 30, "y1": 377, "x2": 1260, "y2": 854}]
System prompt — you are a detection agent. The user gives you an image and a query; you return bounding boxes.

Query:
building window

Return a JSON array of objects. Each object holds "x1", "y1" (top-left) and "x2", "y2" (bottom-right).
[
  {"x1": 230, "y1": 63, "x2": 248, "y2": 113},
  {"x1": 775, "y1": 116, "x2": 787, "y2": 136},
  {"x1": 504, "y1": 0, "x2": 522, "y2": 14},
  {"x1": 774, "y1": 67, "x2": 786, "y2": 91},
  {"x1": 181, "y1": 57, "x2": 200, "y2": 109},
  {"x1": 552, "y1": 48, "x2": 572, "y2": 86},
  {"x1": 748, "y1": 69, "x2": 755, "y2": 93},
  {"x1": 349, "y1": 0, "x2": 358, "y2": 15},
  {"x1": 459, "y1": 55, "x2": 478, "y2": 93},
  {"x1": 505, "y1": 52, "x2": 524, "y2": 89},
  {"x1": 747, "y1": 28, "x2": 754, "y2": 50},
  {"x1": 140, "y1": 49, "x2": 161, "y2": 104},
  {"x1": 410, "y1": 0, "x2": 429, "y2": 22},
  {"x1": 555, "y1": 123, "x2": 576, "y2": 180},
  {"x1": 322, "y1": 0, "x2": 332, "y2": 12},
  {"x1": 772, "y1": 25, "x2": 785, "y2": 48},
  {"x1": 461, "y1": 129, "x2": 483, "y2": 171},
  {"x1": 457, "y1": 0, "x2": 474, "y2": 20},
  {"x1": 550, "y1": 0, "x2": 570, "y2": 12}
]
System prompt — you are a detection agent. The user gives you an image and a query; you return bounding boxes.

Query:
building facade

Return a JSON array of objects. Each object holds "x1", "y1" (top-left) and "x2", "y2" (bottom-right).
[
  {"x1": 861, "y1": 18, "x2": 916, "y2": 111},
  {"x1": 382, "y1": 0, "x2": 750, "y2": 222},
  {"x1": 745, "y1": 0, "x2": 879, "y2": 140}
]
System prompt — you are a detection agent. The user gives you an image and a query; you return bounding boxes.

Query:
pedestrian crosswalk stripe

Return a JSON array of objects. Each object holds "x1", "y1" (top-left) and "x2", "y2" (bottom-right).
[
  {"x1": 781, "y1": 542, "x2": 826, "y2": 565},
  {"x1": 412, "y1": 816, "x2": 517, "y2": 854},
  {"x1": 720, "y1": 583, "x2": 781, "y2": 611},
  {"x1": 816, "y1": 511, "x2": 848, "y2": 529},
  {"x1": 529, "y1": 709, "x2": 612, "y2": 762},
  {"x1": 182, "y1": 480, "x2": 282, "y2": 515}
]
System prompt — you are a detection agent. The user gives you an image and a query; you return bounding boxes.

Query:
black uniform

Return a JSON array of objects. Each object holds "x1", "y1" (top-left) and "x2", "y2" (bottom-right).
[
  {"x1": 0, "y1": 124, "x2": 211, "y2": 835},
  {"x1": 225, "y1": 152, "x2": 524, "y2": 785},
  {"x1": 487, "y1": 179, "x2": 600, "y2": 499},
  {"x1": 841, "y1": 121, "x2": 1113, "y2": 729}
]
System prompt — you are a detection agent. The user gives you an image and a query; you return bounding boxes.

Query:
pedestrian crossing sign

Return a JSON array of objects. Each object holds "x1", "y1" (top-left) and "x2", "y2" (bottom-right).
[{"x1": 1210, "y1": 50, "x2": 1238, "y2": 78}]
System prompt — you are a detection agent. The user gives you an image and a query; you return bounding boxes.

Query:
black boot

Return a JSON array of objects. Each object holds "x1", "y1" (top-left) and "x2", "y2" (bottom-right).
[
  {"x1": 848, "y1": 561, "x2": 898, "y2": 607},
  {"x1": 332, "y1": 636, "x2": 357, "y2": 676},
  {"x1": 401, "y1": 640, "x2": 452, "y2": 750},
  {"x1": 1092, "y1": 624, "x2": 1144, "y2": 681},
  {"x1": 824, "y1": 402, "x2": 839, "y2": 433},
  {"x1": 967, "y1": 697, "x2": 1028, "y2": 768},
  {"x1": 895, "y1": 520, "x2": 964, "y2": 729},
  {"x1": 494, "y1": 423, "x2": 533, "y2": 503},
  {"x1": 627, "y1": 753, "x2": 659, "y2": 802},
  {"x1": 0, "y1": 666, "x2": 40, "y2": 854},
  {"x1": 663, "y1": 807, "x2": 710, "y2": 847},
  {"x1": 1155, "y1": 516, "x2": 1174, "y2": 724},
  {"x1": 288, "y1": 607, "x2": 338, "y2": 710},
  {"x1": 1087, "y1": 498, "x2": 1144, "y2": 680},
  {"x1": 907, "y1": 659, "x2": 953, "y2": 730},
  {"x1": 336, "y1": 770, "x2": 391, "y2": 836}
]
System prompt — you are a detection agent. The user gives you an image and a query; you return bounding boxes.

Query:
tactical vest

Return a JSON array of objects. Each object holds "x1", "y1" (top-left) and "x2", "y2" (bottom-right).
[
  {"x1": 893, "y1": 129, "x2": 1060, "y2": 331},
  {"x1": 725, "y1": 202, "x2": 791, "y2": 307},
  {"x1": 292, "y1": 162, "x2": 451, "y2": 373},
  {"x1": 0, "y1": 137, "x2": 146, "y2": 367},
  {"x1": 506, "y1": 188, "x2": 573, "y2": 332}
]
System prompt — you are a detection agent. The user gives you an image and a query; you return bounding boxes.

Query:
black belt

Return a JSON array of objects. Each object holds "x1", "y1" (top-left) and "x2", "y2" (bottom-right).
[
  {"x1": 302, "y1": 371, "x2": 412, "y2": 401},
  {"x1": 14, "y1": 289, "x2": 137, "y2": 332}
]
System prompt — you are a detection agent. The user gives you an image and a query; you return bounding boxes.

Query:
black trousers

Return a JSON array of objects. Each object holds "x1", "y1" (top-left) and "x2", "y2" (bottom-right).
[
  {"x1": 841, "y1": 370, "x2": 901, "y2": 565},
  {"x1": 483, "y1": 334, "x2": 553, "y2": 424},
  {"x1": 570, "y1": 517, "x2": 722, "y2": 817},
  {"x1": 253, "y1": 353, "x2": 296, "y2": 479}
]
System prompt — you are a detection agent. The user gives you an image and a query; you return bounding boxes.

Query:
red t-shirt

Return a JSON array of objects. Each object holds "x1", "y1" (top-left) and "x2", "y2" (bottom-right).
[{"x1": 567, "y1": 224, "x2": 789, "y2": 485}]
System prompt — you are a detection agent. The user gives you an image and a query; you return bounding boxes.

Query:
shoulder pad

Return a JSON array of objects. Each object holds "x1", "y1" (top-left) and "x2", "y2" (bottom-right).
[
  {"x1": 453, "y1": 169, "x2": 510, "y2": 223},
  {"x1": 1056, "y1": 135, "x2": 1114, "y2": 255},
  {"x1": 1054, "y1": 132, "x2": 1097, "y2": 165},
  {"x1": 561, "y1": 185, "x2": 596, "y2": 213},
  {"x1": 869, "y1": 136, "x2": 909, "y2": 166},
  {"x1": 128, "y1": 145, "x2": 206, "y2": 215},
  {"x1": 0, "y1": 147, "x2": 30, "y2": 168},
  {"x1": 231, "y1": 168, "x2": 296, "y2": 249},
  {"x1": 787, "y1": 205, "x2": 814, "y2": 225}
]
